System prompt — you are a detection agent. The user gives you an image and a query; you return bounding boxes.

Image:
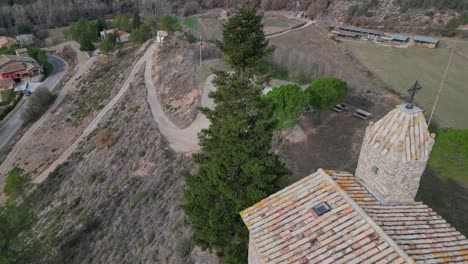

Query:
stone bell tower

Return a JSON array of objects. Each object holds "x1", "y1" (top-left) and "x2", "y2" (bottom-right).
[{"x1": 355, "y1": 104, "x2": 436, "y2": 204}]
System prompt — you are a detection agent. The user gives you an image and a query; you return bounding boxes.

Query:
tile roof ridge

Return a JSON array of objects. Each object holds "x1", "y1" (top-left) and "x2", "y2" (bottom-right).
[{"x1": 318, "y1": 169, "x2": 415, "y2": 263}]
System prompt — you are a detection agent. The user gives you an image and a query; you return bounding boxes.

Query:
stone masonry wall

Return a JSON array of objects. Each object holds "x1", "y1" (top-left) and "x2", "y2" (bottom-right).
[{"x1": 355, "y1": 125, "x2": 435, "y2": 204}]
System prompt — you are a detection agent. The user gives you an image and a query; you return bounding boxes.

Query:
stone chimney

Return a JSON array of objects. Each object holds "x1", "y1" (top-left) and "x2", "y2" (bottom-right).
[{"x1": 355, "y1": 105, "x2": 436, "y2": 204}]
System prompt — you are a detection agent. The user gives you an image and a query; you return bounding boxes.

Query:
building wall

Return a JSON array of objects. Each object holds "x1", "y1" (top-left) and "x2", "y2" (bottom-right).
[
  {"x1": 0, "y1": 70, "x2": 28, "y2": 80},
  {"x1": 355, "y1": 125, "x2": 435, "y2": 204},
  {"x1": 248, "y1": 236, "x2": 265, "y2": 264},
  {"x1": 119, "y1": 34, "x2": 130, "y2": 42},
  {"x1": 415, "y1": 42, "x2": 437, "y2": 48}
]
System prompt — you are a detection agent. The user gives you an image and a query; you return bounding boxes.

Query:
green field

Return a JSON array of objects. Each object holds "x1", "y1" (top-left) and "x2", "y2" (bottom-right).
[{"x1": 345, "y1": 41, "x2": 468, "y2": 129}]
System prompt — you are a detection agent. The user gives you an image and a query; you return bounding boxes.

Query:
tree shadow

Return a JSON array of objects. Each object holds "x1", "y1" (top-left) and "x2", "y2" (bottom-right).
[{"x1": 416, "y1": 168, "x2": 468, "y2": 236}]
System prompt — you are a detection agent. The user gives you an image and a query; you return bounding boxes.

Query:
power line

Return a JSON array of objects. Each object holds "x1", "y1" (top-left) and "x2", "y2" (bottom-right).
[{"x1": 427, "y1": 36, "x2": 458, "y2": 127}]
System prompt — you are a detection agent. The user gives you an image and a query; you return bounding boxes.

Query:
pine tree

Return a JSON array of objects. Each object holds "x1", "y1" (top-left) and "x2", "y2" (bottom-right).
[
  {"x1": 183, "y1": 71, "x2": 291, "y2": 263},
  {"x1": 79, "y1": 37, "x2": 95, "y2": 51},
  {"x1": 218, "y1": 6, "x2": 274, "y2": 71},
  {"x1": 99, "y1": 36, "x2": 116, "y2": 62},
  {"x1": 131, "y1": 11, "x2": 141, "y2": 31}
]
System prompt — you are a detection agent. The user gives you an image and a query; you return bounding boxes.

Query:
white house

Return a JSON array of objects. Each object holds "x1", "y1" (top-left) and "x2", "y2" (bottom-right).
[
  {"x1": 156, "y1": 30, "x2": 168, "y2": 43},
  {"x1": 100, "y1": 29, "x2": 130, "y2": 43}
]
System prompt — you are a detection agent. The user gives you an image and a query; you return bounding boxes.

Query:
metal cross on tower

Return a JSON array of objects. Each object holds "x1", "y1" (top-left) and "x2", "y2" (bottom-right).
[{"x1": 406, "y1": 81, "x2": 422, "y2": 109}]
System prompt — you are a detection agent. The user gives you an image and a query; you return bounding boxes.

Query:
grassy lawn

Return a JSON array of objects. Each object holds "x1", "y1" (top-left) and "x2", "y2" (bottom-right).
[
  {"x1": 1, "y1": 89, "x2": 13, "y2": 102},
  {"x1": 344, "y1": 41, "x2": 468, "y2": 129}
]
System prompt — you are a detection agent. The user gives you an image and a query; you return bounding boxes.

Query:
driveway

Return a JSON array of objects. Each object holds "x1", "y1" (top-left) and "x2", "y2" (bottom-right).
[{"x1": 0, "y1": 55, "x2": 68, "y2": 151}]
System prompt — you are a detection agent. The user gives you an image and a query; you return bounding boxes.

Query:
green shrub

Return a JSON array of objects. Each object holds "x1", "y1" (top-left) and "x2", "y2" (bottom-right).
[
  {"x1": 87, "y1": 171, "x2": 105, "y2": 185},
  {"x1": 264, "y1": 84, "x2": 309, "y2": 129},
  {"x1": 129, "y1": 191, "x2": 149, "y2": 209}
]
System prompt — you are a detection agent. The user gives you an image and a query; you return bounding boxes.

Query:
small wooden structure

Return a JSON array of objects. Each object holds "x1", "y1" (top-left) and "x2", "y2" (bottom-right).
[{"x1": 353, "y1": 108, "x2": 373, "y2": 119}]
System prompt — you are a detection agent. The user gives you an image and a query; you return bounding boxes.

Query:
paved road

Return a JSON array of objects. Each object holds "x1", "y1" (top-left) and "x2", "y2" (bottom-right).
[{"x1": 0, "y1": 55, "x2": 68, "y2": 150}]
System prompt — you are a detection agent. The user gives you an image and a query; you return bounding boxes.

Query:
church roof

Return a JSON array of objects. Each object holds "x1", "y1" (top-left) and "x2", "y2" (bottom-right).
[
  {"x1": 240, "y1": 169, "x2": 411, "y2": 264},
  {"x1": 331, "y1": 170, "x2": 468, "y2": 263},
  {"x1": 367, "y1": 105, "x2": 434, "y2": 162},
  {"x1": 240, "y1": 169, "x2": 468, "y2": 264}
]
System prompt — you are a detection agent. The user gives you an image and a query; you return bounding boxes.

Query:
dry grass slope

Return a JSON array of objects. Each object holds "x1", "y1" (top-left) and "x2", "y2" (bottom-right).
[
  {"x1": 33, "y1": 67, "x2": 218, "y2": 264},
  {"x1": 268, "y1": 25, "x2": 386, "y2": 94}
]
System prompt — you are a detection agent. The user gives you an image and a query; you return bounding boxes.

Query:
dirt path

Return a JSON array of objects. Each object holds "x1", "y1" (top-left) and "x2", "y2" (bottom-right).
[
  {"x1": 0, "y1": 56, "x2": 96, "y2": 179},
  {"x1": 34, "y1": 45, "x2": 155, "y2": 183},
  {"x1": 267, "y1": 20, "x2": 314, "y2": 38},
  {"x1": 26, "y1": 23, "x2": 314, "y2": 185},
  {"x1": 144, "y1": 46, "x2": 215, "y2": 153}
]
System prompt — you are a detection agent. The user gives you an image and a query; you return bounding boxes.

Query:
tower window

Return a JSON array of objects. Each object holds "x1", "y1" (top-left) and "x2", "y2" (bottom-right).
[
  {"x1": 312, "y1": 202, "x2": 331, "y2": 216},
  {"x1": 372, "y1": 166, "x2": 379, "y2": 175}
]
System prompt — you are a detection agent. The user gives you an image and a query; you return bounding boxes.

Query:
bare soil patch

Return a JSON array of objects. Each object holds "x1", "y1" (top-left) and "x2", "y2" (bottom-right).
[{"x1": 152, "y1": 39, "x2": 222, "y2": 128}]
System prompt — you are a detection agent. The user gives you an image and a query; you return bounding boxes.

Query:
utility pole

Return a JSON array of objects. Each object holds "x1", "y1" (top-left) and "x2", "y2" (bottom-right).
[{"x1": 199, "y1": 34, "x2": 202, "y2": 68}]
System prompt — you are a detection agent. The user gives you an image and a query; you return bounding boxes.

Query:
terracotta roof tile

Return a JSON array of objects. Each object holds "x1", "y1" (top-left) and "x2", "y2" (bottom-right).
[
  {"x1": 367, "y1": 106, "x2": 434, "y2": 161},
  {"x1": 240, "y1": 170, "x2": 410, "y2": 264},
  {"x1": 328, "y1": 170, "x2": 468, "y2": 263}
]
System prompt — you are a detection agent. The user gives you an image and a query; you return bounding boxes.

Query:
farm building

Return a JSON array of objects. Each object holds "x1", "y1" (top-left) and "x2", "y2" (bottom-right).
[
  {"x1": 391, "y1": 34, "x2": 409, "y2": 43},
  {"x1": 0, "y1": 36, "x2": 16, "y2": 48},
  {"x1": 331, "y1": 30, "x2": 360, "y2": 39},
  {"x1": 0, "y1": 55, "x2": 43, "y2": 82},
  {"x1": 414, "y1": 36, "x2": 439, "y2": 48},
  {"x1": 15, "y1": 34, "x2": 34, "y2": 46},
  {"x1": 100, "y1": 29, "x2": 130, "y2": 43},
  {"x1": 15, "y1": 48, "x2": 28, "y2": 57},
  {"x1": 338, "y1": 25, "x2": 383, "y2": 36}
]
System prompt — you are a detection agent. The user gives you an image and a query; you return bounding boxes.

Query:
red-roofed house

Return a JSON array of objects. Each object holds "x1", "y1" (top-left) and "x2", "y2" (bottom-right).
[
  {"x1": 100, "y1": 29, "x2": 130, "y2": 43},
  {"x1": 0, "y1": 55, "x2": 43, "y2": 82},
  {"x1": 0, "y1": 36, "x2": 16, "y2": 48},
  {"x1": 241, "y1": 104, "x2": 468, "y2": 264}
]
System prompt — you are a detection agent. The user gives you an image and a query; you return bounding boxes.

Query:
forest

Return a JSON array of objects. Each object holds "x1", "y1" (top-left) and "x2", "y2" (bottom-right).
[{"x1": 0, "y1": 0, "x2": 466, "y2": 34}]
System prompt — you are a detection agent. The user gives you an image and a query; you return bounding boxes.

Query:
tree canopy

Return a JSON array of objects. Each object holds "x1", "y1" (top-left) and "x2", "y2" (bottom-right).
[
  {"x1": 0, "y1": 203, "x2": 37, "y2": 263},
  {"x1": 305, "y1": 77, "x2": 348, "y2": 116},
  {"x1": 112, "y1": 12, "x2": 131, "y2": 32},
  {"x1": 264, "y1": 84, "x2": 309, "y2": 129},
  {"x1": 218, "y1": 6, "x2": 274, "y2": 71},
  {"x1": 130, "y1": 19, "x2": 156, "y2": 44},
  {"x1": 99, "y1": 35, "x2": 117, "y2": 61},
  {"x1": 4, "y1": 167, "x2": 32, "y2": 205},
  {"x1": 131, "y1": 12, "x2": 141, "y2": 31},
  {"x1": 160, "y1": 15, "x2": 182, "y2": 33},
  {"x1": 183, "y1": 71, "x2": 290, "y2": 263},
  {"x1": 70, "y1": 18, "x2": 97, "y2": 51}
]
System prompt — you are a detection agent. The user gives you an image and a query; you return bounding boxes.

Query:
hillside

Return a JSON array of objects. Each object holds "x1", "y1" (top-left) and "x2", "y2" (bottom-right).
[
  {"x1": 31, "y1": 66, "x2": 218, "y2": 263},
  {"x1": 0, "y1": 0, "x2": 466, "y2": 37}
]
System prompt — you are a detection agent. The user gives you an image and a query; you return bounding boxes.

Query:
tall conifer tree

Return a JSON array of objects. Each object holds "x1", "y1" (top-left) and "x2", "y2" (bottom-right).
[
  {"x1": 183, "y1": 70, "x2": 290, "y2": 263},
  {"x1": 217, "y1": 6, "x2": 274, "y2": 71}
]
